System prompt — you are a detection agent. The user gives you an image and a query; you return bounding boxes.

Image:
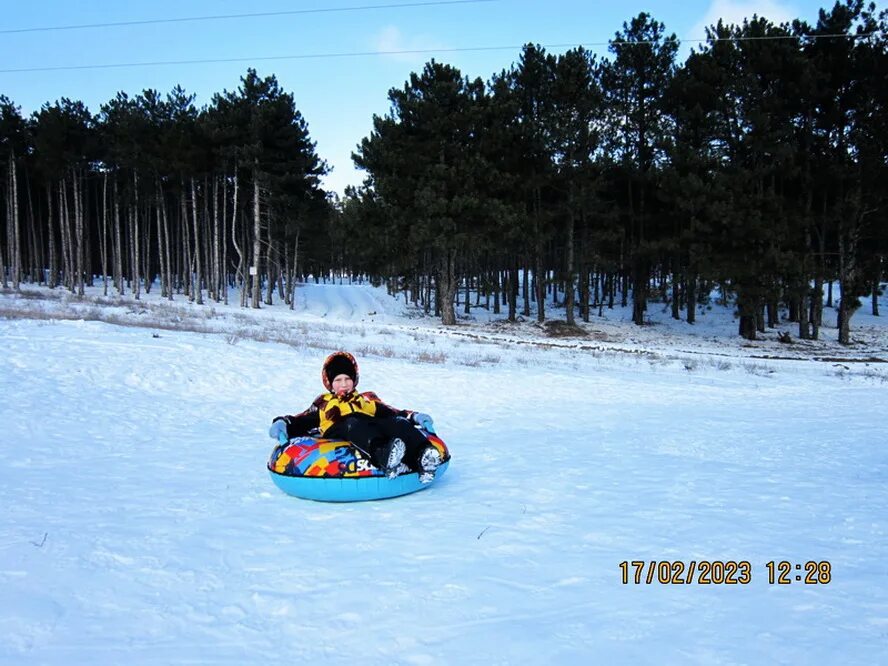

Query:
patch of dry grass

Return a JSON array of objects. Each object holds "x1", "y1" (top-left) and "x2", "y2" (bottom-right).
[
  {"x1": 742, "y1": 362, "x2": 775, "y2": 377},
  {"x1": 354, "y1": 344, "x2": 397, "y2": 358},
  {"x1": 540, "y1": 320, "x2": 589, "y2": 338},
  {"x1": 415, "y1": 350, "x2": 447, "y2": 364}
]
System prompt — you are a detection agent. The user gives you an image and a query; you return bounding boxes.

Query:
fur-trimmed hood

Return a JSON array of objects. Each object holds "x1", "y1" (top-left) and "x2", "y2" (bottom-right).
[{"x1": 321, "y1": 351, "x2": 359, "y2": 391}]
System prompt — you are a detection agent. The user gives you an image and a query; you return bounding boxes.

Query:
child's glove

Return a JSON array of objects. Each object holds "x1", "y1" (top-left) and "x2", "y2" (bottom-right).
[
  {"x1": 411, "y1": 412, "x2": 435, "y2": 434},
  {"x1": 268, "y1": 420, "x2": 289, "y2": 444}
]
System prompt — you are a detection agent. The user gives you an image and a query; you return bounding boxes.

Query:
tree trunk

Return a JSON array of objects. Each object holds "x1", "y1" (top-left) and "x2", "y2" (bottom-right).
[
  {"x1": 837, "y1": 281, "x2": 857, "y2": 346},
  {"x1": 521, "y1": 262, "x2": 530, "y2": 316},
  {"x1": 203, "y1": 180, "x2": 211, "y2": 299},
  {"x1": 160, "y1": 181, "x2": 173, "y2": 300},
  {"x1": 113, "y1": 178, "x2": 123, "y2": 294},
  {"x1": 564, "y1": 208, "x2": 576, "y2": 326},
  {"x1": 424, "y1": 268, "x2": 432, "y2": 315},
  {"x1": 229, "y1": 168, "x2": 245, "y2": 308},
  {"x1": 580, "y1": 264, "x2": 590, "y2": 324},
  {"x1": 492, "y1": 269, "x2": 500, "y2": 315},
  {"x1": 463, "y1": 272, "x2": 470, "y2": 315},
  {"x1": 0, "y1": 191, "x2": 6, "y2": 288},
  {"x1": 85, "y1": 189, "x2": 94, "y2": 288},
  {"x1": 59, "y1": 179, "x2": 73, "y2": 290},
  {"x1": 132, "y1": 172, "x2": 141, "y2": 300},
  {"x1": 837, "y1": 211, "x2": 862, "y2": 345},
  {"x1": 798, "y1": 291, "x2": 810, "y2": 340},
  {"x1": 1, "y1": 160, "x2": 8, "y2": 289},
  {"x1": 128, "y1": 203, "x2": 136, "y2": 298},
  {"x1": 221, "y1": 175, "x2": 229, "y2": 305},
  {"x1": 126, "y1": 201, "x2": 134, "y2": 293},
  {"x1": 620, "y1": 239, "x2": 629, "y2": 308},
  {"x1": 265, "y1": 227, "x2": 275, "y2": 307},
  {"x1": 26, "y1": 169, "x2": 41, "y2": 284},
  {"x1": 190, "y1": 178, "x2": 203, "y2": 304},
  {"x1": 251, "y1": 165, "x2": 262, "y2": 309},
  {"x1": 141, "y1": 195, "x2": 151, "y2": 294},
  {"x1": 289, "y1": 230, "x2": 300, "y2": 311},
  {"x1": 737, "y1": 290, "x2": 757, "y2": 341},
  {"x1": 154, "y1": 180, "x2": 167, "y2": 298},
  {"x1": 100, "y1": 173, "x2": 109, "y2": 295},
  {"x1": 73, "y1": 168, "x2": 85, "y2": 296},
  {"x1": 686, "y1": 273, "x2": 696, "y2": 325},
  {"x1": 10, "y1": 151, "x2": 21, "y2": 289},
  {"x1": 180, "y1": 181, "x2": 192, "y2": 299},
  {"x1": 243, "y1": 216, "x2": 252, "y2": 307},
  {"x1": 212, "y1": 176, "x2": 220, "y2": 302},
  {"x1": 276, "y1": 244, "x2": 285, "y2": 303},
  {"x1": 632, "y1": 258, "x2": 647, "y2": 326},
  {"x1": 438, "y1": 249, "x2": 458, "y2": 325},
  {"x1": 44, "y1": 184, "x2": 55, "y2": 288},
  {"x1": 671, "y1": 253, "x2": 681, "y2": 321},
  {"x1": 766, "y1": 300, "x2": 778, "y2": 329},
  {"x1": 534, "y1": 245, "x2": 545, "y2": 323},
  {"x1": 508, "y1": 259, "x2": 518, "y2": 322},
  {"x1": 837, "y1": 295, "x2": 859, "y2": 345},
  {"x1": 810, "y1": 275, "x2": 823, "y2": 340}
]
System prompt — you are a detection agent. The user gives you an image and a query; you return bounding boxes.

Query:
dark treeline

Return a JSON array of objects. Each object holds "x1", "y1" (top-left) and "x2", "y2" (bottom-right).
[
  {"x1": 0, "y1": 69, "x2": 330, "y2": 312},
  {"x1": 1, "y1": 3, "x2": 887, "y2": 343},
  {"x1": 343, "y1": 1, "x2": 888, "y2": 342}
]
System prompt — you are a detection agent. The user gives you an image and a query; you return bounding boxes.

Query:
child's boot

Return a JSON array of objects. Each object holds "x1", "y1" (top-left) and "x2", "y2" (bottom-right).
[
  {"x1": 418, "y1": 446, "x2": 441, "y2": 484},
  {"x1": 383, "y1": 438, "x2": 406, "y2": 478}
]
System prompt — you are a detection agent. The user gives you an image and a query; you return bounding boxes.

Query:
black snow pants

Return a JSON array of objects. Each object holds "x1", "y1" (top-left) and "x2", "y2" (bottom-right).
[{"x1": 325, "y1": 415, "x2": 431, "y2": 472}]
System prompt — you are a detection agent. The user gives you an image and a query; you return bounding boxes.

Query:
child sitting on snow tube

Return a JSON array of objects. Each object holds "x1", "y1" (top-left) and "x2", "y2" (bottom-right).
[{"x1": 268, "y1": 351, "x2": 442, "y2": 483}]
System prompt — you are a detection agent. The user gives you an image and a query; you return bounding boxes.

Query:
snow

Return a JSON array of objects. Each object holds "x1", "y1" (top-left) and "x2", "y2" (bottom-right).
[{"x1": 1, "y1": 281, "x2": 887, "y2": 665}]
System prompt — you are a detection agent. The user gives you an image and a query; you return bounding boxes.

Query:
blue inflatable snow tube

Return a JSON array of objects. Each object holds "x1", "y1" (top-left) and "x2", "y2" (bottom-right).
[{"x1": 267, "y1": 430, "x2": 450, "y2": 502}]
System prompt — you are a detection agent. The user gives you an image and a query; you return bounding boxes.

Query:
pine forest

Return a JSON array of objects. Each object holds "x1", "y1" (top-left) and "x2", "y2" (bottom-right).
[{"x1": 1, "y1": 2, "x2": 886, "y2": 342}]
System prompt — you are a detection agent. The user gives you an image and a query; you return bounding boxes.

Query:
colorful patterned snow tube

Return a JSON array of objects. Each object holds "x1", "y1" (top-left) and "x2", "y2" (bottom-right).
[{"x1": 267, "y1": 429, "x2": 450, "y2": 502}]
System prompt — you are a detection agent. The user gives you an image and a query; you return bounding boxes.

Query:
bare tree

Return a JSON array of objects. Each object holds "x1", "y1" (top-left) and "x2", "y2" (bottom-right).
[
  {"x1": 190, "y1": 177, "x2": 203, "y2": 304},
  {"x1": 251, "y1": 162, "x2": 261, "y2": 309},
  {"x1": 9, "y1": 151, "x2": 21, "y2": 289}
]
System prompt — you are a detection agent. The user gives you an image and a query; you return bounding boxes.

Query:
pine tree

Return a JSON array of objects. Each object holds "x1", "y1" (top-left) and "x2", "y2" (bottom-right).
[
  {"x1": 547, "y1": 47, "x2": 603, "y2": 325},
  {"x1": 601, "y1": 14, "x2": 679, "y2": 326},
  {"x1": 354, "y1": 60, "x2": 490, "y2": 325}
]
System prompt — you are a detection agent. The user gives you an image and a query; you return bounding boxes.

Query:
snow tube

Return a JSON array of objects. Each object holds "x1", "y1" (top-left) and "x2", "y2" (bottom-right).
[{"x1": 267, "y1": 429, "x2": 450, "y2": 502}]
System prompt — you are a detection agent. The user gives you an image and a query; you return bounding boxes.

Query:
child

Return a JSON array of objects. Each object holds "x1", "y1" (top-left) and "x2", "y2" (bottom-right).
[{"x1": 269, "y1": 351, "x2": 442, "y2": 483}]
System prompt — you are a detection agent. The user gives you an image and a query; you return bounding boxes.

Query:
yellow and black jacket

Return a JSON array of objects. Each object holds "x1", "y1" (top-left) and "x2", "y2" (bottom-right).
[{"x1": 275, "y1": 390, "x2": 411, "y2": 437}]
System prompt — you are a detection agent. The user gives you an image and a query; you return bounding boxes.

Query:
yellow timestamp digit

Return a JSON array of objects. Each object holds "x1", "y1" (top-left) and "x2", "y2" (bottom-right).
[
  {"x1": 805, "y1": 560, "x2": 832, "y2": 584},
  {"x1": 618, "y1": 560, "x2": 649, "y2": 584},
  {"x1": 766, "y1": 560, "x2": 792, "y2": 584}
]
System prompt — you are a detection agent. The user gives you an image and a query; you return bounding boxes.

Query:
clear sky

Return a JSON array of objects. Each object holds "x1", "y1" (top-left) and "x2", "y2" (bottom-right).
[{"x1": 0, "y1": 0, "x2": 854, "y2": 196}]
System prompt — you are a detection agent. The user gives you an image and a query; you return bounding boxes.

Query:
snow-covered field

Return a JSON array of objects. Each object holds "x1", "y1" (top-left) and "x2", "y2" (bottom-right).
[{"x1": 1, "y1": 281, "x2": 886, "y2": 665}]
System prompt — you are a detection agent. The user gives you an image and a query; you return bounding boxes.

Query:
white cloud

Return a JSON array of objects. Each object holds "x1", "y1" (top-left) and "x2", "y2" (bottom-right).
[
  {"x1": 371, "y1": 25, "x2": 448, "y2": 63},
  {"x1": 687, "y1": 0, "x2": 798, "y2": 46}
]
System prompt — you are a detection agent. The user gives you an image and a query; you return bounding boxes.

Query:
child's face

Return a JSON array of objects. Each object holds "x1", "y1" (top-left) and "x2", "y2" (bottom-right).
[{"x1": 331, "y1": 374, "x2": 354, "y2": 396}]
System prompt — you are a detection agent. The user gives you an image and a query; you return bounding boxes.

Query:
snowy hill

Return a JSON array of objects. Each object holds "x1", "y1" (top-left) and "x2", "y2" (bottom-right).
[{"x1": 1, "y1": 282, "x2": 886, "y2": 665}]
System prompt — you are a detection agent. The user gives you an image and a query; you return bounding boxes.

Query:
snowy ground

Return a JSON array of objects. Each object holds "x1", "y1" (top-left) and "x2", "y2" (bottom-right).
[{"x1": 1, "y1": 281, "x2": 887, "y2": 665}]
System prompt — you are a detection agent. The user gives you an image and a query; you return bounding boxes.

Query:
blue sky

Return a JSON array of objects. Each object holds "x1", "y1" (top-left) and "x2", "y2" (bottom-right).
[{"x1": 1, "y1": 0, "x2": 849, "y2": 195}]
